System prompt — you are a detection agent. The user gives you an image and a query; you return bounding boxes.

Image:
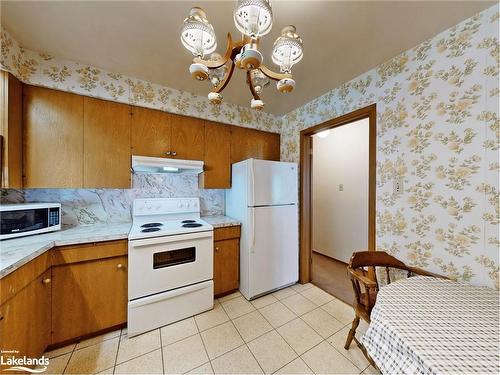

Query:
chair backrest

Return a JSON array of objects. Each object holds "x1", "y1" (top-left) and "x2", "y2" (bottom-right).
[{"x1": 347, "y1": 251, "x2": 417, "y2": 315}]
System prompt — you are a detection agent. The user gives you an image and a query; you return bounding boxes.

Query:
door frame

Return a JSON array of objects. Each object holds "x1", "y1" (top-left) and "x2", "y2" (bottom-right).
[{"x1": 299, "y1": 104, "x2": 377, "y2": 283}]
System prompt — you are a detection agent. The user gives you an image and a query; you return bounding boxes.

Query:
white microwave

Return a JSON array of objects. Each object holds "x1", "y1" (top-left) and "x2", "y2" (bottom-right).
[{"x1": 0, "y1": 203, "x2": 61, "y2": 240}]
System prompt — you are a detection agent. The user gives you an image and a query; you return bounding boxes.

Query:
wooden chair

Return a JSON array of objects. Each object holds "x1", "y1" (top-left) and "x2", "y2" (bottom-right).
[{"x1": 344, "y1": 251, "x2": 439, "y2": 351}]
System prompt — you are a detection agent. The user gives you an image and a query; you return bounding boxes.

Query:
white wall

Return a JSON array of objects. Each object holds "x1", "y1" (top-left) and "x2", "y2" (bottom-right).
[{"x1": 312, "y1": 118, "x2": 369, "y2": 263}]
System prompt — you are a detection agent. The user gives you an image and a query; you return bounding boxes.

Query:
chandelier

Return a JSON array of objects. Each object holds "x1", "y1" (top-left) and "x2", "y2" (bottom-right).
[{"x1": 180, "y1": 0, "x2": 303, "y2": 110}]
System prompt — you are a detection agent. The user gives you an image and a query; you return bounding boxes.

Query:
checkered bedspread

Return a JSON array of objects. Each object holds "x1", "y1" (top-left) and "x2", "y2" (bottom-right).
[{"x1": 362, "y1": 276, "x2": 499, "y2": 374}]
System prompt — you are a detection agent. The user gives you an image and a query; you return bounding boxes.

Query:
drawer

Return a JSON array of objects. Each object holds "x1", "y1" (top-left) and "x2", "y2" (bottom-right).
[
  {"x1": 213, "y1": 226, "x2": 241, "y2": 241},
  {"x1": 52, "y1": 240, "x2": 127, "y2": 266}
]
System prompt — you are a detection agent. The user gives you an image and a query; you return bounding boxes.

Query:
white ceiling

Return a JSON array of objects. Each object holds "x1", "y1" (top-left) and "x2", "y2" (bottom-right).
[{"x1": 1, "y1": 1, "x2": 494, "y2": 115}]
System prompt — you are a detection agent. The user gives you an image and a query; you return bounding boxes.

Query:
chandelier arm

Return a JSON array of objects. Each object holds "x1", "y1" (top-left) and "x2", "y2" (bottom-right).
[
  {"x1": 193, "y1": 33, "x2": 244, "y2": 69},
  {"x1": 258, "y1": 65, "x2": 292, "y2": 81},
  {"x1": 246, "y1": 70, "x2": 261, "y2": 100},
  {"x1": 213, "y1": 59, "x2": 235, "y2": 93}
]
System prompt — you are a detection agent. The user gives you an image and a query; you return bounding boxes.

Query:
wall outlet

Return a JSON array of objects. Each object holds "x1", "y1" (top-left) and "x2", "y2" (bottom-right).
[
  {"x1": 339, "y1": 184, "x2": 344, "y2": 191},
  {"x1": 393, "y1": 179, "x2": 403, "y2": 195}
]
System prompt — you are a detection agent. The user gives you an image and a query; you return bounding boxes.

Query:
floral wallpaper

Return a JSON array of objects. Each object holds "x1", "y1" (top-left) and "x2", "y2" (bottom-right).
[
  {"x1": 281, "y1": 5, "x2": 499, "y2": 289},
  {"x1": 0, "y1": 27, "x2": 281, "y2": 134},
  {"x1": 0, "y1": 5, "x2": 498, "y2": 289}
]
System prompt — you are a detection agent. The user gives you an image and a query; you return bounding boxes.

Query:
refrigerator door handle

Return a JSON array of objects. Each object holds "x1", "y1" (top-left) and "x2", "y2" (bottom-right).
[
  {"x1": 249, "y1": 159, "x2": 255, "y2": 206},
  {"x1": 251, "y1": 209, "x2": 256, "y2": 253}
]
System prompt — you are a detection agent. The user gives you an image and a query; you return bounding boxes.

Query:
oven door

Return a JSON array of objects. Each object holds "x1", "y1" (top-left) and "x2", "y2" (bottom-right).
[{"x1": 128, "y1": 231, "x2": 213, "y2": 300}]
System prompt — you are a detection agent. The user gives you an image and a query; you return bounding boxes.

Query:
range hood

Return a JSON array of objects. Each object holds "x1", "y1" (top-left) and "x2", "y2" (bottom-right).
[{"x1": 132, "y1": 155, "x2": 204, "y2": 174}]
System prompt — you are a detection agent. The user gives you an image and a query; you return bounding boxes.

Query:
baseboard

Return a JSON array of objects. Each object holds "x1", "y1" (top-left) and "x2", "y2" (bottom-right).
[{"x1": 312, "y1": 249, "x2": 347, "y2": 265}]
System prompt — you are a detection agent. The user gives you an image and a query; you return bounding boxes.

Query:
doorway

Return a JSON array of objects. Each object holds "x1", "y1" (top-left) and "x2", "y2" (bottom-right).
[{"x1": 299, "y1": 104, "x2": 376, "y2": 305}]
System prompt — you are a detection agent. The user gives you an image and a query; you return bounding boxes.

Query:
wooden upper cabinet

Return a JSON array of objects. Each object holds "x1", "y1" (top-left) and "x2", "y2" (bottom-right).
[
  {"x1": 23, "y1": 86, "x2": 84, "y2": 188},
  {"x1": 83, "y1": 97, "x2": 131, "y2": 188},
  {"x1": 260, "y1": 131, "x2": 281, "y2": 161},
  {"x1": 170, "y1": 114, "x2": 205, "y2": 160},
  {"x1": 131, "y1": 106, "x2": 171, "y2": 158},
  {"x1": 0, "y1": 72, "x2": 23, "y2": 188},
  {"x1": 231, "y1": 126, "x2": 281, "y2": 163},
  {"x1": 200, "y1": 121, "x2": 231, "y2": 189}
]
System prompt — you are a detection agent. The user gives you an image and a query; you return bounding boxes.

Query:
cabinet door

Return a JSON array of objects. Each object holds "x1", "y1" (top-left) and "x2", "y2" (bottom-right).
[
  {"x1": 83, "y1": 97, "x2": 131, "y2": 188},
  {"x1": 0, "y1": 270, "x2": 51, "y2": 370},
  {"x1": 170, "y1": 114, "x2": 205, "y2": 160},
  {"x1": 200, "y1": 121, "x2": 231, "y2": 189},
  {"x1": 51, "y1": 255, "x2": 127, "y2": 345},
  {"x1": 131, "y1": 106, "x2": 171, "y2": 158},
  {"x1": 24, "y1": 86, "x2": 84, "y2": 188},
  {"x1": 0, "y1": 72, "x2": 23, "y2": 188},
  {"x1": 231, "y1": 127, "x2": 280, "y2": 163},
  {"x1": 213, "y1": 239, "x2": 239, "y2": 296},
  {"x1": 260, "y1": 131, "x2": 280, "y2": 161}
]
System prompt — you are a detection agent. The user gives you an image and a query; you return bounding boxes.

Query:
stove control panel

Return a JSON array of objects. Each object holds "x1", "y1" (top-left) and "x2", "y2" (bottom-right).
[{"x1": 133, "y1": 198, "x2": 200, "y2": 216}]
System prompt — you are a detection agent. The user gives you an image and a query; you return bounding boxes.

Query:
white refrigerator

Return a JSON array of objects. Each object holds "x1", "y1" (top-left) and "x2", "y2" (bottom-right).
[{"x1": 225, "y1": 159, "x2": 299, "y2": 300}]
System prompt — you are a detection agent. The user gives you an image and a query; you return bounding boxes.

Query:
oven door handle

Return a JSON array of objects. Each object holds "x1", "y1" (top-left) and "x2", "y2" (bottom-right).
[
  {"x1": 129, "y1": 230, "x2": 213, "y2": 247},
  {"x1": 129, "y1": 280, "x2": 212, "y2": 307}
]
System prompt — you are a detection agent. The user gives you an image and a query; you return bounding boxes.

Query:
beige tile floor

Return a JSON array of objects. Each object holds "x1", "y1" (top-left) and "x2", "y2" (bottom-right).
[{"x1": 42, "y1": 284, "x2": 379, "y2": 375}]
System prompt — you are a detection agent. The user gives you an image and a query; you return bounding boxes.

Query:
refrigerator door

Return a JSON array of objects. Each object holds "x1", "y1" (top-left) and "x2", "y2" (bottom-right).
[
  {"x1": 246, "y1": 205, "x2": 298, "y2": 299},
  {"x1": 248, "y1": 159, "x2": 298, "y2": 207}
]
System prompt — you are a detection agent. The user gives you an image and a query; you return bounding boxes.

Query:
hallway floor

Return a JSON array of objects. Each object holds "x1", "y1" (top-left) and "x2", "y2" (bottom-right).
[{"x1": 311, "y1": 251, "x2": 355, "y2": 306}]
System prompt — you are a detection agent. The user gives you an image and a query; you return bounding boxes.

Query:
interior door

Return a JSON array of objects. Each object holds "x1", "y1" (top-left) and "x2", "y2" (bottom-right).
[
  {"x1": 248, "y1": 205, "x2": 298, "y2": 298},
  {"x1": 249, "y1": 159, "x2": 298, "y2": 206}
]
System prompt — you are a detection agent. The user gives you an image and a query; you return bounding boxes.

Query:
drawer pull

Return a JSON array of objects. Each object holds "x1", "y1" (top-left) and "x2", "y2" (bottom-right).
[
  {"x1": 117, "y1": 264, "x2": 125, "y2": 269},
  {"x1": 165, "y1": 151, "x2": 171, "y2": 156},
  {"x1": 215, "y1": 247, "x2": 220, "y2": 252},
  {"x1": 171, "y1": 151, "x2": 177, "y2": 156},
  {"x1": 42, "y1": 278, "x2": 51, "y2": 284}
]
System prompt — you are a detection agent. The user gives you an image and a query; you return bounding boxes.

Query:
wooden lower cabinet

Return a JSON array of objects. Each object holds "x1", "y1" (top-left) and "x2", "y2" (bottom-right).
[
  {"x1": 0, "y1": 270, "x2": 51, "y2": 370},
  {"x1": 213, "y1": 226, "x2": 241, "y2": 297},
  {"x1": 51, "y1": 247, "x2": 127, "y2": 345}
]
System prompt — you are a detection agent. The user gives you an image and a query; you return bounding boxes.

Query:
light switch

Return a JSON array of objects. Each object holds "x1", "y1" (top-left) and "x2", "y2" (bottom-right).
[
  {"x1": 339, "y1": 184, "x2": 344, "y2": 191},
  {"x1": 393, "y1": 179, "x2": 403, "y2": 195}
]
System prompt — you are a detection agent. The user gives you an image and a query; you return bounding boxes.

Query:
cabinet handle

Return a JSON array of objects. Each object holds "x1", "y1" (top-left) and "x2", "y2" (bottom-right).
[
  {"x1": 215, "y1": 247, "x2": 220, "y2": 252},
  {"x1": 117, "y1": 264, "x2": 125, "y2": 269},
  {"x1": 0, "y1": 316, "x2": 4, "y2": 321},
  {"x1": 165, "y1": 151, "x2": 171, "y2": 156},
  {"x1": 171, "y1": 151, "x2": 177, "y2": 156},
  {"x1": 42, "y1": 278, "x2": 51, "y2": 284}
]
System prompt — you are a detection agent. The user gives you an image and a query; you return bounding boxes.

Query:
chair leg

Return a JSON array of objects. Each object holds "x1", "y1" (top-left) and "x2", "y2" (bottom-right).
[{"x1": 344, "y1": 316, "x2": 360, "y2": 349}]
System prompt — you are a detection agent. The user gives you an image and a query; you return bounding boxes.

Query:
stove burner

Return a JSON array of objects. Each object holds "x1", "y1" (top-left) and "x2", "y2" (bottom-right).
[
  {"x1": 141, "y1": 223, "x2": 163, "y2": 228},
  {"x1": 141, "y1": 227, "x2": 161, "y2": 233},
  {"x1": 182, "y1": 223, "x2": 203, "y2": 228},
  {"x1": 181, "y1": 220, "x2": 196, "y2": 224}
]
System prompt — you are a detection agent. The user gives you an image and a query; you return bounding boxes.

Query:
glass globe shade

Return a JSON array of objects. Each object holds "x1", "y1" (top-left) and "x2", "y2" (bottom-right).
[
  {"x1": 181, "y1": 7, "x2": 217, "y2": 57},
  {"x1": 233, "y1": 0, "x2": 273, "y2": 38},
  {"x1": 272, "y1": 25, "x2": 303, "y2": 73},
  {"x1": 249, "y1": 69, "x2": 269, "y2": 94}
]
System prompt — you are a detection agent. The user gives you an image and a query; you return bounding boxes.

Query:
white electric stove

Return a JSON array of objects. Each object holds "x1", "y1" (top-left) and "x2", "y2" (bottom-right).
[{"x1": 127, "y1": 197, "x2": 214, "y2": 337}]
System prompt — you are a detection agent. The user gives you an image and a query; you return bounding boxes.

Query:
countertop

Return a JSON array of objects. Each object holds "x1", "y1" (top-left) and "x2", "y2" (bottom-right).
[
  {"x1": 0, "y1": 222, "x2": 132, "y2": 279},
  {"x1": 0, "y1": 215, "x2": 240, "y2": 279},
  {"x1": 202, "y1": 215, "x2": 240, "y2": 228}
]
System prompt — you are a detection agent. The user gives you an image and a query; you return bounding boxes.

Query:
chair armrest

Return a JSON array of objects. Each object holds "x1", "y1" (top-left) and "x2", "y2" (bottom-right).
[
  {"x1": 350, "y1": 269, "x2": 377, "y2": 288},
  {"x1": 407, "y1": 266, "x2": 447, "y2": 279}
]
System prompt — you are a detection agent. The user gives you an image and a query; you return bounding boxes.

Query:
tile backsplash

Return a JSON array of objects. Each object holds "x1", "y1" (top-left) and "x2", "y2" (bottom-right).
[{"x1": 1, "y1": 173, "x2": 224, "y2": 226}]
